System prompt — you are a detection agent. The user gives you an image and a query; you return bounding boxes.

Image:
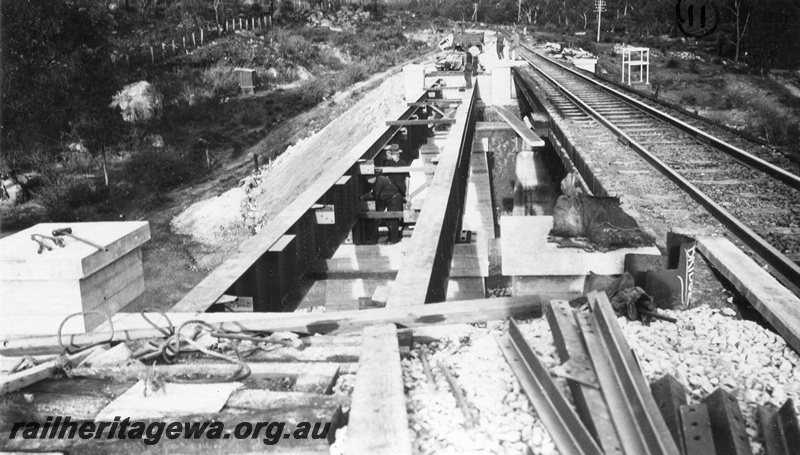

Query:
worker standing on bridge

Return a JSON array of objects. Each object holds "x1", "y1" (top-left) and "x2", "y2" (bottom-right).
[
  {"x1": 496, "y1": 30, "x2": 505, "y2": 60},
  {"x1": 362, "y1": 171, "x2": 404, "y2": 244},
  {"x1": 510, "y1": 28, "x2": 520, "y2": 60},
  {"x1": 382, "y1": 144, "x2": 409, "y2": 197},
  {"x1": 462, "y1": 49, "x2": 473, "y2": 89}
]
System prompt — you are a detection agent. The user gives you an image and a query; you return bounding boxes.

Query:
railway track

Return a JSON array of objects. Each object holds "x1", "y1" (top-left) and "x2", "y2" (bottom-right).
[{"x1": 517, "y1": 45, "x2": 800, "y2": 291}]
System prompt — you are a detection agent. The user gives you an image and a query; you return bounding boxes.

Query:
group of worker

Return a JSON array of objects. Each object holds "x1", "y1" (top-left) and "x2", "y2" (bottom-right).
[
  {"x1": 462, "y1": 28, "x2": 521, "y2": 89},
  {"x1": 496, "y1": 28, "x2": 520, "y2": 61},
  {"x1": 361, "y1": 144, "x2": 410, "y2": 244}
]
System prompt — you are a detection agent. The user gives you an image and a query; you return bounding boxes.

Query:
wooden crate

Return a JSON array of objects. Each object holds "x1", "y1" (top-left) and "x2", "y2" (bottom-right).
[
  {"x1": 235, "y1": 68, "x2": 257, "y2": 95},
  {"x1": 0, "y1": 221, "x2": 150, "y2": 337}
]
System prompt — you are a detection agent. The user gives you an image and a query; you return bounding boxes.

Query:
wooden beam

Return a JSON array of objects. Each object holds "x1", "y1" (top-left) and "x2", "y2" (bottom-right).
[
  {"x1": 171, "y1": 92, "x2": 427, "y2": 313},
  {"x1": 374, "y1": 166, "x2": 425, "y2": 173},
  {"x1": 386, "y1": 119, "x2": 455, "y2": 126},
  {"x1": 387, "y1": 87, "x2": 477, "y2": 307},
  {"x1": 696, "y1": 236, "x2": 800, "y2": 354},
  {"x1": 1, "y1": 296, "x2": 542, "y2": 355},
  {"x1": 493, "y1": 105, "x2": 546, "y2": 147},
  {"x1": 0, "y1": 349, "x2": 95, "y2": 395},
  {"x1": 407, "y1": 99, "x2": 463, "y2": 106},
  {"x1": 356, "y1": 211, "x2": 405, "y2": 219},
  {"x1": 346, "y1": 324, "x2": 412, "y2": 455}
]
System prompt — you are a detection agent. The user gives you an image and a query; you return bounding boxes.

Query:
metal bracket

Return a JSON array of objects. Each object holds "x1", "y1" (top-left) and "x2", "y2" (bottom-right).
[
  {"x1": 680, "y1": 404, "x2": 716, "y2": 455},
  {"x1": 704, "y1": 388, "x2": 753, "y2": 455},
  {"x1": 758, "y1": 398, "x2": 800, "y2": 455},
  {"x1": 551, "y1": 358, "x2": 599, "y2": 389}
]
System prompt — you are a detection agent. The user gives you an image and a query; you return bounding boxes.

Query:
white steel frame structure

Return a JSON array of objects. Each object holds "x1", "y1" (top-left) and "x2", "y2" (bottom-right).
[{"x1": 621, "y1": 47, "x2": 650, "y2": 86}]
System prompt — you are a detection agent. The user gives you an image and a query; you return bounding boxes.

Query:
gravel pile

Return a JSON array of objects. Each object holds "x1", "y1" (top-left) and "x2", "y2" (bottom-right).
[
  {"x1": 401, "y1": 307, "x2": 799, "y2": 454},
  {"x1": 619, "y1": 306, "x2": 800, "y2": 454},
  {"x1": 403, "y1": 321, "x2": 564, "y2": 455}
]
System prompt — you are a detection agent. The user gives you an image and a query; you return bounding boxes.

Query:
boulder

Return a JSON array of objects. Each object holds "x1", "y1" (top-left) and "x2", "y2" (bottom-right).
[{"x1": 109, "y1": 81, "x2": 163, "y2": 124}]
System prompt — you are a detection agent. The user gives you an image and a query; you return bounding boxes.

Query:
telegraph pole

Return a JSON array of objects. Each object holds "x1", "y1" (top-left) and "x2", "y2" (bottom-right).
[{"x1": 595, "y1": 0, "x2": 606, "y2": 42}]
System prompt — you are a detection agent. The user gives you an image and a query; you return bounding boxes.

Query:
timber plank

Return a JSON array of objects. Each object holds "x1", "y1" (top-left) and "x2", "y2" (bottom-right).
[
  {"x1": 0, "y1": 221, "x2": 150, "y2": 281},
  {"x1": 345, "y1": 324, "x2": 411, "y2": 455},
  {"x1": 493, "y1": 105, "x2": 546, "y2": 147},
  {"x1": 68, "y1": 362, "x2": 345, "y2": 394},
  {"x1": 387, "y1": 87, "x2": 477, "y2": 306},
  {"x1": 226, "y1": 390, "x2": 350, "y2": 411},
  {"x1": 2, "y1": 296, "x2": 543, "y2": 355},
  {"x1": 696, "y1": 236, "x2": 800, "y2": 353},
  {"x1": 385, "y1": 119, "x2": 455, "y2": 126},
  {"x1": 244, "y1": 345, "x2": 360, "y2": 363}
]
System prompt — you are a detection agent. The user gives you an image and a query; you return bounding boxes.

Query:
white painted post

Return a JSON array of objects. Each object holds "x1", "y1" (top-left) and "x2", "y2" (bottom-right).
[
  {"x1": 183, "y1": 36, "x2": 187, "y2": 51},
  {"x1": 491, "y1": 61, "x2": 514, "y2": 105},
  {"x1": 150, "y1": 46, "x2": 154, "y2": 64},
  {"x1": 200, "y1": 28, "x2": 204, "y2": 45},
  {"x1": 239, "y1": 18, "x2": 242, "y2": 29},
  {"x1": 192, "y1": 32, "x2": 196, "y2": 47}
]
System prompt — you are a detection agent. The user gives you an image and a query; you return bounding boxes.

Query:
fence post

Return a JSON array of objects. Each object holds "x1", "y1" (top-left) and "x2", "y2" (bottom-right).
[
  {"x1": 226, "y1": 20, "x2": 229, "y2": 32},
  {"x1": 192, "y1": 32, "x2": 196, "y2": 47},
  {"x1": 183, "y1": 36, "x2": 186, "y2": 51},
  {"x1": 239, "y1": 18, "x2": 243, "y2": 29},
  {"x1": 150, "y1": 46, "x2": 154, "y2": 64},
  {"x1": 200, "y1": 28, "x2": 204, "y2": 45}
]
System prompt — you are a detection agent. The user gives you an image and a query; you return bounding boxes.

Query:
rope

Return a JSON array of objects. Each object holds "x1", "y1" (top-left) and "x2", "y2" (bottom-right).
[
  {"x1": 158, "y1": 319, "x2": 250, "y2": 383},
  {"x1": 57, "y1": 311, "x2": 115, "y2": 355}
]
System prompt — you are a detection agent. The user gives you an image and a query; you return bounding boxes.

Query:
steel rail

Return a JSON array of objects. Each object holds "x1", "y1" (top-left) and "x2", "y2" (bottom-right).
[
  {"x1": 575, "y1": 310, "x2": 657, "y2": 455},
  {"x1": 523, "y1": 47, "x2": 800, "y2": 191},
  {"x1": 547, "y1": 301, "x2": 623, "y2": 455},
  {"x1": 495, "y1": 319, "x2": 603, "y2": 455},
  {"x1": 519, "y1": 54, "x2": 800, "y2": 292},
  {"x1": 758, "y1": 398, "x2": 800, "y2": 455},
  {"x1": 588, "y1": 293, "x2": 682, "y2": 455}
]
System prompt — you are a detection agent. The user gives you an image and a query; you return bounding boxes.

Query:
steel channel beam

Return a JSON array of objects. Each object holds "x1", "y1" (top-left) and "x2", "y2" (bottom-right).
[
  {"x1": 650, "y1": 375, "x2": 688, "y2": 454},
  {"x1": 704, "y1": 388, "x2": 753, "y2": 455},
  {"x1": 759, "y1": 398, "x2": 800, "y2": 455},
  {"x1": 524, "y1": 48, "x2": 800, "y2": 190},
  {"x1": 680, "y1": 404, "x2": 716, "y2": 455},
  {"x1": 587, "y1": 292, "x2": 682, "y2": 455},
  {"x1": 519, "y1": 55, "x2": 800, "y2": 292},
  {"x1": 575, "y1": 310, "x2": 653, "y2": 455},
  {"x1": 495, "y1": 319, "x2": 603, "y2": 455},
  {"x1": 547, "y1": 301, "x2": 624, "y2": 455}
]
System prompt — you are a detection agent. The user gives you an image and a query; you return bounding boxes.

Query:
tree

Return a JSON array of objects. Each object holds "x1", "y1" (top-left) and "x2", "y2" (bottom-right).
[
  {"x1": 1, "y1": 0, "x2": 119, "y2": 173},
  {"x1": 725, "y1": 0, "x2": 762, "y2": 62},
  {"x1": 214, "y1": 0, "x2": 224, "y2": 27},
  {"x1": 743, "y1": 0, "x2": 800, "y2": 71}
]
